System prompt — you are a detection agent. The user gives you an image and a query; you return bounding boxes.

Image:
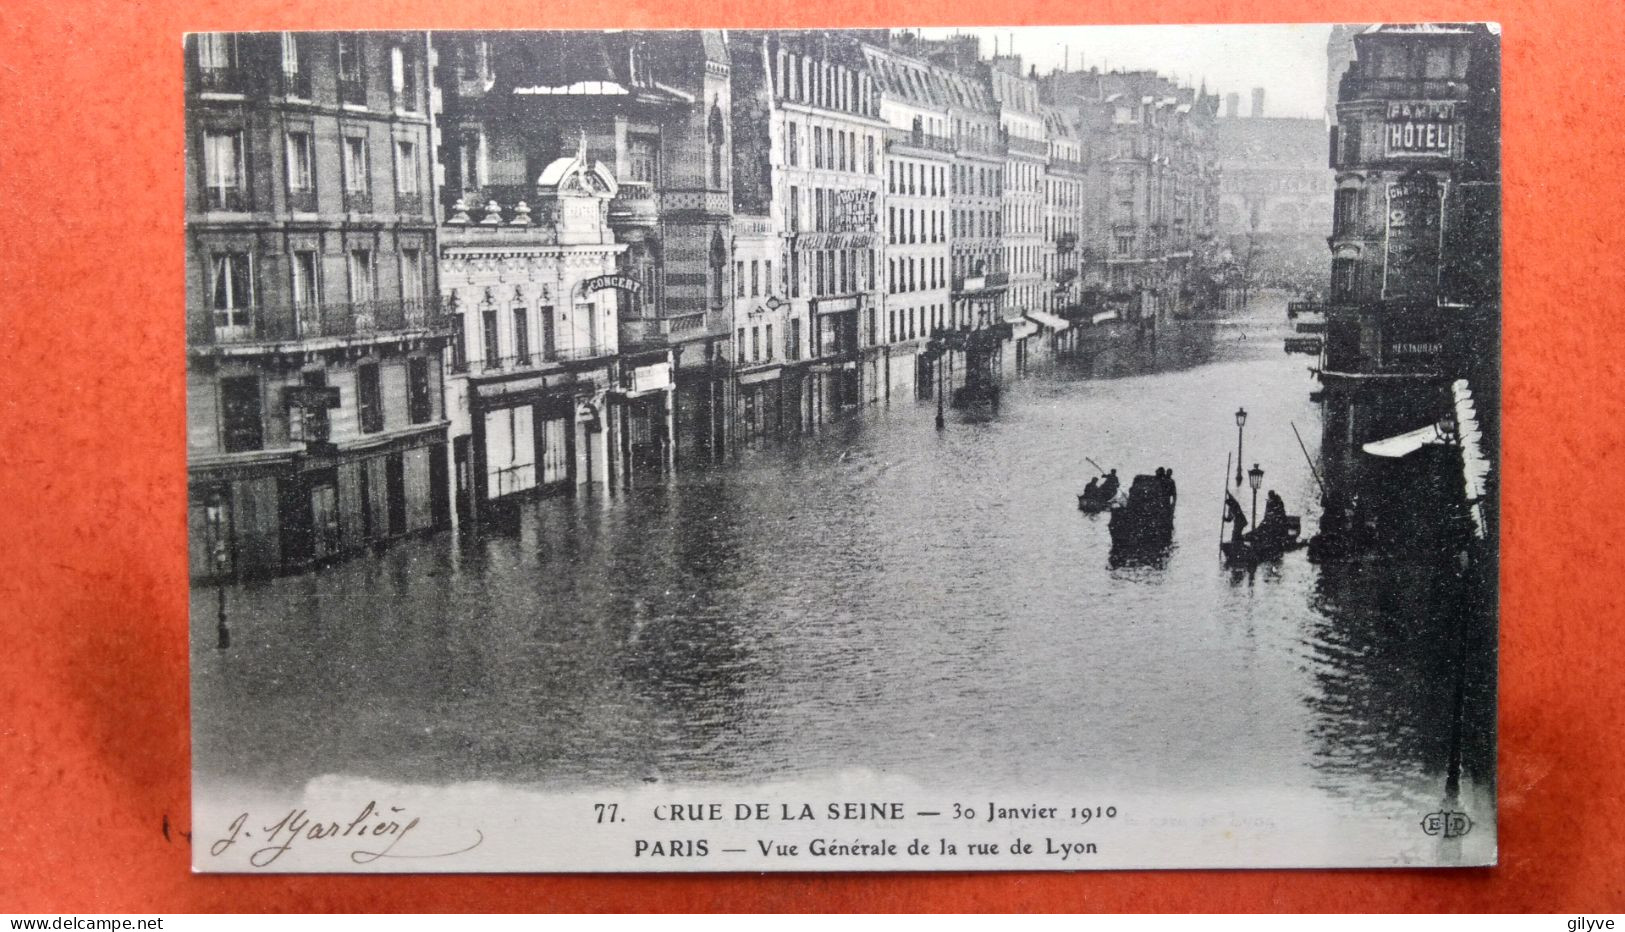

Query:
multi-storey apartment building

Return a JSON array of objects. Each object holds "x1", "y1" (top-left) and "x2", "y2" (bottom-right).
[
  {"x1": 186, "y1": 31, "x2": 453, "y2": 580},
  {"x1": 1321, "y1": 23, "x2": 1501, "y2": 438},
  {"x1": 988, "y1": 55, "x2": 1048, "y2": 337},
  {"x1": 732, "y1": 31, "x2": 889, "y2": 424},
  {"x1": 434, "y1": 31, "x2": 732, "y2": 467},
  {"x1": 1041, "y1": 105, "x2": 1087, "y2": 320},
  {"x1": 862, "y1": 41, "x2": 955, "y2": 399}
]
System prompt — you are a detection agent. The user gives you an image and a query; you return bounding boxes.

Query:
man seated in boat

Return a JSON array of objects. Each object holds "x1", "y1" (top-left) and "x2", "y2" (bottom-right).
[
  {"x1": 1081, "y1": 476, "x2": 1102, "y2": 505},
  {"x1": 1250, "y1": 490, "x2": 1293, "y2": 550},
  {"x1": 1099, "y1": 469, "x2": 1120, "y2": 501}
]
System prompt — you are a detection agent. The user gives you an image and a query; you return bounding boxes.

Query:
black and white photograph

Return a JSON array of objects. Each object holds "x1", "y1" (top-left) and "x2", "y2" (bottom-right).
[{"x1": 184, "y1": 23, "x2": 1501, "y2": 872}]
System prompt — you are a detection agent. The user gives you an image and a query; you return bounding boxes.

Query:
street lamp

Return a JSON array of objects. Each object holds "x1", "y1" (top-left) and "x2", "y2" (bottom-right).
[
  {"x1": 206, "y1": 493, "x2": 230, "y2": 650},
  {"x1": 1248, "y1": 462, "x2": 1264, "y2": 528},
  {"x1": 1234, "y1": 407, "x2": 1248, "y2": 486}
]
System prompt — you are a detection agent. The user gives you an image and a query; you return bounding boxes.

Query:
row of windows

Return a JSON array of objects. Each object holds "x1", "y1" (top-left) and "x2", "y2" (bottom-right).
[
  {"x1": 735, "y1": 259, "x2": 776, "y2": 299},
  {"x1": 216, "y1": 358, "x2": 434, "y2": 454},
  {"x1": 888, "y1": 160, "x2": 946, "y2": 197},
  {"x1": 737, "y1": 321, "x2": 803, "y2": 365},
  {"x1": 888, "y1": 304, "x2": 951, "y2": 343},
  {"x1": 1003, "y1": 202, "x2": 1043, "y2": 236},
  {"x1": 772, "y1": 50, "x2": 878, "y2": 119},
  {"x1": 200, "y1": 126, "x2": 422, "y2": 211},
  {"x1": 888, "y1": 206, "x2": 946, "y2": 245},
  {"x1": 804, "y1": 248, "x2": 877, "y2": 298},
  {"x1": 1004, "y1": 245, "x2": 1043, "y2": 277},
  {"x1": 206, "y1": 248, "x2": 425, "y2": 331},
  {"x1": 195, "y1": 32, "x2": 422, "y2": 113},
  {"x1": 888, "y1": 256, "x2": 945, "y2": 295},
  {"x1": 955, "y1": 164, "x2": 1002, "y2": 199},
  {"x1": 785, "y1": 120, "x2": 879, "y2": 175},
  {"x1": 952, "y1": 208, "x2": 1001, "y2": 240}
]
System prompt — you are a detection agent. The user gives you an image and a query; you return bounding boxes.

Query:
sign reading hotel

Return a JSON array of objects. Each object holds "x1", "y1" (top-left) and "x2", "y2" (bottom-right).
[
  {"x1": 1384, "y1": 100, "x2": 1459, "y2": 158},
  {"x1": 834, "y1": 189, "x2": 877, "y2": 232}
]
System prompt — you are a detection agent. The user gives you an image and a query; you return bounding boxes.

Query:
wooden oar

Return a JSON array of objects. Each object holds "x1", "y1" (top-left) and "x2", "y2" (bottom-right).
[
  {"x1": 1085, "y1": 456, "x2": 1106, "y2": 475},
  {"x1": 1219, "y1": 450, "x2": 1232, "y2": 555}
]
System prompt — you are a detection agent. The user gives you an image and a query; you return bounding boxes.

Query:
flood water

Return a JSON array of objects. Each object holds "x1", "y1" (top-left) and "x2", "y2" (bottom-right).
[{"x1": 191, "y1": 292, "x2": 1496, "y2": 864}]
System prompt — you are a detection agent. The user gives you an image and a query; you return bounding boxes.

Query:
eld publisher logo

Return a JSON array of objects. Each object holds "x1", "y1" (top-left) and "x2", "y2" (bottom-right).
[{"x1": 1420, "y1": 810, "x2": 1474, "y2": 838}]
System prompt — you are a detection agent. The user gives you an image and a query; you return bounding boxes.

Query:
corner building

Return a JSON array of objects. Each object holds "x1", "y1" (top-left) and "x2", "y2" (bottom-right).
[{"x1": 186, "y1": 31, "x2": 452, "y2": 580}]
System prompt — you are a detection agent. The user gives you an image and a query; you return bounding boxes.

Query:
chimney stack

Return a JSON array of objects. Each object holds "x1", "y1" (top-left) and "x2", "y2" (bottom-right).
[
  {"x1": 1225, "y1": 92, "x2": 1240, "y2": 118},
  {"x1": 1251, "y1": 87, "x2": 1266, "y2": 118}
]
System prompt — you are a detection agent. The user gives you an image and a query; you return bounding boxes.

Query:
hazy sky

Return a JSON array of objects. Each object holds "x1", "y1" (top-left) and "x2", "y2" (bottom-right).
[{"x1": 915, "y1": 25, "x2": 1336, "y2": 119}]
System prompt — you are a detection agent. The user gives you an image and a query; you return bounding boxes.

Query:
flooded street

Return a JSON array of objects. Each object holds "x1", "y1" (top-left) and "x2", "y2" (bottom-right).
[{"x1": 192, "y1": 293, "x2": 1495, "y2": 864}]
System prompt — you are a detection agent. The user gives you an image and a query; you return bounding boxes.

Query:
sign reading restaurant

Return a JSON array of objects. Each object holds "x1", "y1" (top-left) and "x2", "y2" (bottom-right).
[{"x1": 1385, "y1": 100, "x2": 1459, "y2": 158}]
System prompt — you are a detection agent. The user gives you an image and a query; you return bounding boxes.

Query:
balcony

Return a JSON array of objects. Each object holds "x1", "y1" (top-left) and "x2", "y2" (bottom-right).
[
  {"x1": 203, "y1": 187, "x2": 249, "y2": 212},
  {"x1": 195, "y1": 65, "x2": 246, "y2": 95},
  {"x1": 608, "y1": 182, "x2": 658, "y2": 230},
  {"x1": 192, "y1": 296, "x2": 450, "y2": 350},
  {"x1": 338, "y1": 75, "x2": 368, "y2": 107},
  {"x1": 883, "y1": 126, "x2": 955, "y2": 154},
  {"x1": 1006, "y1": 136, "x2": 1048, "y2": 157},
  {"x1": 622, "y1": 312, "x2": 709, "y2": 347},
  {"x1": 1055, "y1": 232, "x2": 1078, "y2": 254},
  {"x1": 343, "y1": 190, "x2": 373, "y2": 214},
  {"x1": 451, "y1": 342, "x2": 617, "y2": 375},
  {"x1": 287, "y1": 188, "x2": 317, "y2": 213},
  {"x1": 275, "y1": 68, "x2": 312, "y2": 100}
]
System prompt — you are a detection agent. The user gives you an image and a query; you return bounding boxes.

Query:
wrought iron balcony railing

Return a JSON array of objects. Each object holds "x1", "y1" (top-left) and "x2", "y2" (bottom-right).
[
  {"x1": 195, "y1": 66, "x2": 246, "y2": 95},
  {"x1": 449, "y1": 342, "x2": 617, "y2": 375},
  {"x1": 194, "y1": 296, "x2": 449, "y2": 347},
  {"x1": 338, "y1": 75, "x2": 367, "y2": 107},
  {"x1": 275, "y1": 68, "x2": 312, "y2": 100}
]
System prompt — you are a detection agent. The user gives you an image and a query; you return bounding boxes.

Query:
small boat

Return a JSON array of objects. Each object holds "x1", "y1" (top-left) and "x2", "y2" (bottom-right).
[
  {"x1": 1108, "y1": 474, "x2": 1175, "y2": 552},
  {"x1": 1077, "y1": 486, "x2": 1117, "y2": 513},
  {"x1": 1222, "y1": 517, "x2": 1305, "y2": 566}
]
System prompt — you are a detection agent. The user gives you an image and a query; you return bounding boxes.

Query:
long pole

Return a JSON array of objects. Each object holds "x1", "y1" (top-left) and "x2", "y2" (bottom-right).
[
  {"x1": 1219, "y1": 450, "x2": 1232, "y2": 552},
  {"x1": 1085, "y1": 456, "x2": 1106, "y2": 475},
  {"x1": 1291, "y1": 420, "x2": 1327, "y2": 500},
  {"x1": 1235, "y1": 422, "x2": 1245, "y2": 487}
]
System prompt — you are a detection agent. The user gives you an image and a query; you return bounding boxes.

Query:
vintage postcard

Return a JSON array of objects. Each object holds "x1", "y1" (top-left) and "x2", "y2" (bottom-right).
[{"x1": 186, "y1": 23, "x2": 1500, "y2": 872}]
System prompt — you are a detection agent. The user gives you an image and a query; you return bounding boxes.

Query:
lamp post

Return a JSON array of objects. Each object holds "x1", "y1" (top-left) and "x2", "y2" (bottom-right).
[
  {"x1": 1248, "y1": 462, "x2": 1264, "y2": 528},
  {"x1": 206, "y1": 493, "x2": 230, "y2": 650},
  {"x1": 935, "y1": 354, "x2": 945, "y2": 431},
  {"x1": 1234, "y1": 407, "x2": 1248, "y2": 486}
]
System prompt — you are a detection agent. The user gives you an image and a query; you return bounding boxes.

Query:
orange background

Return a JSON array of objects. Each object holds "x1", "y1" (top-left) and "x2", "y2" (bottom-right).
[{"x1": 1, "y1": 0, "x2": 1621, "y2": 913}]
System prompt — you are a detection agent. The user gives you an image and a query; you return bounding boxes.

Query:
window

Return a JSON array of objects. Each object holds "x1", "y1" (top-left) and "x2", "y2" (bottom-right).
[
  {"x1": 1333, "y1": 188, "x2": 1360, "y2": 235},
  {"x1": 866, "y1": 136, "x2": 875, "y2": 174},
  {"x1": 395, "y1": 140, "x2": 420, "y2": 195},
  {"x1": 481, "y1": 308, "x2": 500, "y2": 366},
  {"x1": 737, "y1": 327, "x2": 747, "y2": 363},
  {"x1": 788, "y1": 186, "x2": 800, "y2": 232},
  {"x1": 391, "y1": 45, "x2": 418, "y2": 111},
  {"x1": 278, "y1": 33, "x2": 308, "y2": 97},
  {"x1": 459, "y1": 131, "x2": 484, "y2": 191},
  {"x1": 210, "y1": 252, "x2": 253, "y2": 332},
  {"x1": 813, "y1": 127, "x2": 824, "y2": 168},
  {"x1": 765, "y1": 323, "x2": 774, "y2": 361},
  {"x1": 338, "y1": 35, "x2": 366, "y2": 103},
  {"x1": 292, "y1": 250, "x2": 319, "y2": 310},
  {"x1": 286, "y1": 131, "x2": 314, "y2": 193},
  {"x1": 1332, "y1": 257, "x2": 1358, "y2": 301},
  {"x1": 789, "y1": 320, "x2": 802, "y2": 361},
  {"x1": 790, "y1": 251, "x2": 800, "y2": 298},
  {"x1": 736, "y1": 261, "x2": 746, "y2": 298},
  {"x1": 751, "y1": 326, "x2": 761, "y2": 363},
  {"x1": 197, "y1": 32, "x2": 239, "y2": 72},
  {"x1": 765, "y1": 260, "x2": 773, "y2": 295},
  {"x1": 219, "y1": 376, "x2": 263, "y2": 453},
  {"x1": 401, "y1": 249, "x2": 423, "y2": 304},
  {"x1": 629, "y1": 135, "x2": 659, "y2": 184},
  {"x1": 348, "y1": 249, "x2": 374, "y2": 304},
  {"x1": 344, "y1": 136, "x2": 370, "y2": 193},
  {"x1": 750, "y1": 260, "x2": 759, "y2": 297},
  {"x1": 203, "y1": 130, "x2": 244, "y2": 210},
  {"x1": 357, "y1": 363, "x2": 383, "y2": 433},
  {"x1": 787, "y1": 122, "x2": 799, "y2": 167},
  {"x1": 408, "y1": 357, "x2": 432, "y2": 424},
  {"x1": 512, "y1": 307, "x2": 530, "y2": 362}
]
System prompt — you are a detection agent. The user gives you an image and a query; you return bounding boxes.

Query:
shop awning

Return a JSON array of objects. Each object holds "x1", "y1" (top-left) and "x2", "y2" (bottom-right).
[
  {"x1": 1361, "y1": 423, "x2": 1446, "y2": 458},
  {"x1": 1091, "y1": 310, "x2": 1119, "y2": 325},
  {"x1": 1026, "y1": 309, "x2": 1071, "y2": 332},
  {"x1": 1008, "y1": 319, "x2": 1040, "y2": 340},
  {"x1": 1453, "y1": 378, "x2": 1492, "y2": 540}
]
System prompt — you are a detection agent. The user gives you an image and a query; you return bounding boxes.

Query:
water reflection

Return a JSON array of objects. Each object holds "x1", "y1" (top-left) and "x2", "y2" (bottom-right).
[{"x1": 193, "y1": 293, "x2": 1494, "y2": 859}]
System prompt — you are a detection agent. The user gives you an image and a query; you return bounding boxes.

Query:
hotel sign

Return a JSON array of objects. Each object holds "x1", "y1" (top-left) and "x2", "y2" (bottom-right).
[
  {"x1": 834, "y1": 189, "x2": 877, "y2": 232},
  {"x1": 1385, "y1": 100, "x2": 1458, "y2": 158}
]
